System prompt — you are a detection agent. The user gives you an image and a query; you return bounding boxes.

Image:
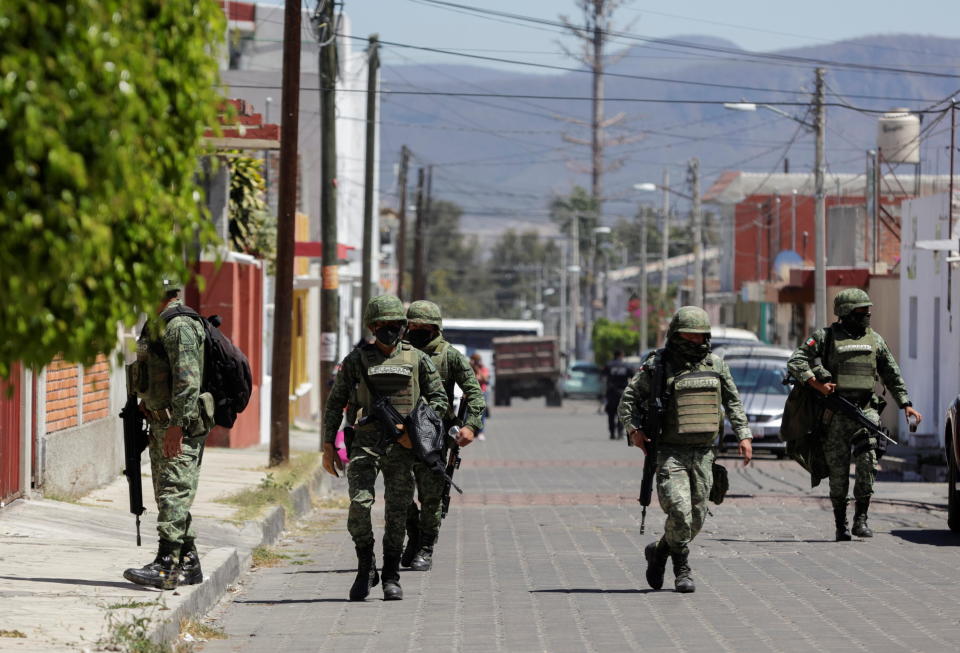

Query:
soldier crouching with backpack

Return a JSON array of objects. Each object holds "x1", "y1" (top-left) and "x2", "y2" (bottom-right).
[
  {"x1": 321, "y1": 295, "x2": 449, "y2": 601},
  {"x1": 123, "y1": 278, "x2": 217, "y2": 590}
]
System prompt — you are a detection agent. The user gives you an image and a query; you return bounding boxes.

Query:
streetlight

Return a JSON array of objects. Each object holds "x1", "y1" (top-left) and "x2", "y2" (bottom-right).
[{"x1": 724, "y1": 67, "x2": 827, "y2": 328}]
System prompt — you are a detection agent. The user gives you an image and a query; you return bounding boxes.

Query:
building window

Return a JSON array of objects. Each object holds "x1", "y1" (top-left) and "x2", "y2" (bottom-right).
[{"x1": 908, "y1": 296, "x2": 918, "y2": 359}]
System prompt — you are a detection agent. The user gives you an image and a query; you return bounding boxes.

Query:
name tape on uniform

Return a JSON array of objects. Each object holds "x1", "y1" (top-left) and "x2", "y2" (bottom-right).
[
  {"x1": 675, "y1": 377, "x2": 721, "y2": 391},
  {"x1": 368, "y1": 365, "x2": 413, "y2": 377}
]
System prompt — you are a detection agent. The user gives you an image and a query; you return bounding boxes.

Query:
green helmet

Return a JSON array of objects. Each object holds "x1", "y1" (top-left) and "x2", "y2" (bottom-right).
[
  {"x1": 161, "y1": 276, "x2": 183, "y2": 297},
  {"x1": 406, "y1": 300, "x2": 442, "y2": 328},
  {"x1": 833, "y1": 288, "x2": 872, "y2": 317},
  {"x1": 668, "y1": 306, "x2": 712, "y2": 337},
  {"x1": 363, "y1": 294, "x2": 406, "y2": 326}
]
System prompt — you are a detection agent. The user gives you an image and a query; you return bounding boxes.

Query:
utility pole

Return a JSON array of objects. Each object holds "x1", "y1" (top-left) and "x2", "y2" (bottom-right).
[
  {"x1": 395, "y1": 145, "x2": 410, "y2": 300},
  {"x1": 813, "y1": 67, "x2": 827, "y2": 328},
  {"x1": 412, "y1": 167, "x2": 426, "y2": 299},
  {"x1": 360, "y1": 34, "x2": 379, "y2": 324},
  {"x1": 315, "y1": 0, "x2": 339, "y2": 439},
  {"x1": 571, "y1": 214, "x2": 582, "y2": 359},
  {"x1": 689, "y1": 157, "x2": 703, "y2": 307},
  {"x1": 639, "y1": 205, "x2": 648, "y2": 351},
  {"x1": 560, "y1": 242, "x2": 568, "y2": 355},
  {"x1": 269, "y1": 0, "x2": 302, "y2": 467},
  {"x1": 659, "y1": 168, "x2": 670, "y2": 300}
]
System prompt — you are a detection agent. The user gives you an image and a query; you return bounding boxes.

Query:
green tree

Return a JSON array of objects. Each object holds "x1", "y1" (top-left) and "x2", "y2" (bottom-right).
[
  {"x1": 424, "y1": 199, "x2": 485, "y2": 316},
  {"x1": 0, "y1": 1, "x2": 225, "y2": 373},
  {"x1": 591, "y1": 318, "x2": 640, "y2": 366},
  {"x1": 485, "y1": 229, "x2": 561, "y2": 318},
  {"x1": 228, "y1": 154, "x2": 276, "y2": 271}
]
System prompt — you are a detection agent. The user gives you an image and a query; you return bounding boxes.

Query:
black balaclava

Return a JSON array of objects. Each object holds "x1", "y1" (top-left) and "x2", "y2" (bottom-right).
[
  {"x1": 841, "y1": 311, "x2": 871, "y2": 336},
  {"x1": 668, "y1": 334, "x2": 711, "y2": 363},
  {"x1": 374, "y1": 323, "x2": 405, "y2": 347},
  {"x1": 406, "y1": 327, "x2": 436, "y2": 349}
]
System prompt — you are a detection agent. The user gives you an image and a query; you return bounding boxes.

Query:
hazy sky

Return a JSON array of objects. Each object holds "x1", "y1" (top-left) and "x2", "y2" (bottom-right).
[{"x1": 263, "y1": 0, "x2": 960, "y2": 70}]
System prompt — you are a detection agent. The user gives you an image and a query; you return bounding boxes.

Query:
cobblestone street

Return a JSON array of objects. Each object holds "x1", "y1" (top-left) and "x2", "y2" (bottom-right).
[{"x1": 201, "y1": 399, "x2": 960, "y2": 653}]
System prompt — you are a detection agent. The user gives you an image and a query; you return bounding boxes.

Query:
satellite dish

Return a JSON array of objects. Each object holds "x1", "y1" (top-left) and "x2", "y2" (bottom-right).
[{"x1": 772, "y1": 250, "x2": 804, "y2": 283}]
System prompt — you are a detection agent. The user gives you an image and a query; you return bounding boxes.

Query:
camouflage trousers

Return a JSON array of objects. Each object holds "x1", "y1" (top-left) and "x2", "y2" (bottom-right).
[
  {"x1": 148, "y1": 428, "x2": 207, "y2": 557},
  {"x1": 822, "y1": 406, "x2": 879, "y2": 503},
  {"x1": 655, "y1": 445, "x2": 715, "y2": 556},
  {"x1": 347, "y1": 442, "x2": 416, "y2": 555},
  {"x1": 410, "y1": 458, "x2": 446, "y2": 542}
]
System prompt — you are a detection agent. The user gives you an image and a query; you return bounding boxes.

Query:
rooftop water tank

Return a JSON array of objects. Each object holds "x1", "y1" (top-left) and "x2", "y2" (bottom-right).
[{"x1": 877, "y1": 109, "x2": 920, "y2": 164}]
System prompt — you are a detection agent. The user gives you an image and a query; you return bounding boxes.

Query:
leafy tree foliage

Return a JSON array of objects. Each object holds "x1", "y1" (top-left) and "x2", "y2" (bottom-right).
[
  {"x1": 0, "y1": 1, "x2": 225, "y2": 374},
  {"x1": 485, "y1": 229, "x2": 561, "y2": 318},
  {"x1": 591, "y1": 318, "x2": 640, "y2": 367},
  {"x1": 423, "y1": 200, "x2": 484, "y2": 316},
  {"x1": 228, "y1": 154, "x2": 276, "y2": 271}
]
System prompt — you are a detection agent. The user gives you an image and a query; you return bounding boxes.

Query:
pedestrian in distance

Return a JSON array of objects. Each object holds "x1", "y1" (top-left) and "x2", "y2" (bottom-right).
[
  {"x1": 470, "y1": 352, "x2": 491, "y2": 439},
  {"x1": 619, "y1": 306, "x2": 752, "y2": 593},
  {"x1": 123, "y1": 278, "x2": 216, "y2": 590},
  {"x1": 321, "y1": 295, "x2": 448, "y2": 601},
  {"x1": 601, "y1": 349, "x2": 633, "y2": 440},
  {"x1": 402, "y1": 300, "x2": 486, "y2": 571},
  {"x1": 787, "y1": 288, "x2": 922, "y2": 541}
]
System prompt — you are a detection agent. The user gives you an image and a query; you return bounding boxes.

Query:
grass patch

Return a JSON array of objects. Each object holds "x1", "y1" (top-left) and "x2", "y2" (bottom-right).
[
  {"x1": 43, "y1": 491, "x2": 80, "y2": 503},
  {"x1": 290, "y1": 559, "x2": 313, "y2": 566},
  {"x1": 215, "y1": 452, "x2": 320, "y2": 522},
  {"x1": 0, "y1": 630, "x2": 26, "y2": 638},
  {"x1": 106, "y1": 599, "x2": 161, "y2": 611},
  {"x1": 180, "y1": 619, "x2": 227, "y2": 641},
  {"x1": 252, "y1": 546, "x2": 291, "y2": 568}
]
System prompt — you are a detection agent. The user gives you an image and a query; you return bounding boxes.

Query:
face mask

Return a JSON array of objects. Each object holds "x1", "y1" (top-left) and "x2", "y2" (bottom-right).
[
  {"x1": 669, "y1": 335, "x2": 710, "y2": 362},
  {"x1": 406, "y1": 328, "x2": 435, "y2": 349},
  {"x1": 843, "y1": 312, "x2": 871, "y2": 333},
  {"x1": 374, "y1": 323, "x2": 405, "y2": 347}
]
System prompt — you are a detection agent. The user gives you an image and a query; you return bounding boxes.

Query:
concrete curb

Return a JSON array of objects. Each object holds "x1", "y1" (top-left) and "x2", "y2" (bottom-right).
[{"x1": 145, "y1": 459, "x2": 330, "y2": 646}]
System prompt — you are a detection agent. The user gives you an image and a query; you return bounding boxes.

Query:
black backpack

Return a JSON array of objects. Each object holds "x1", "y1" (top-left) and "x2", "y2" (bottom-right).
[{"x1": 160, "y1": 305, "x2": 253, "y2": 428}]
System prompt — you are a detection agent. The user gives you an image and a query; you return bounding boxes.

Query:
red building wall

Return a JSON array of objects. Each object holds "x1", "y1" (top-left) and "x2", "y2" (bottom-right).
[{"x1": 188, "y1": 261, "x2": 263, "y2": 448}]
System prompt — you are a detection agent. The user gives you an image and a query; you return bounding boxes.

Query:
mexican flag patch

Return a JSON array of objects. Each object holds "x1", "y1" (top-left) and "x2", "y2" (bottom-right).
[{"x1": 805, "y1": 337, "x2": 817, "y2": 347}]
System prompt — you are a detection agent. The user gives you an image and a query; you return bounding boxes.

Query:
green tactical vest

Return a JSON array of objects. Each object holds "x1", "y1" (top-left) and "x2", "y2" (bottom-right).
[
  {"x1": 356, "y1": 343, "x2": 422, "y2": 418},
  {"x1": 427, "y1": 340, "x2": 455, "y2": 420},
  {"x1": 825, "y1": 326, "x2": 878, "y2": 394},
  {"x1": 661, "y1": 359, "x2": 723, "y2": 446},
  {"x1": 135, "y1": 318, "x2": 174, "y2": 411}
]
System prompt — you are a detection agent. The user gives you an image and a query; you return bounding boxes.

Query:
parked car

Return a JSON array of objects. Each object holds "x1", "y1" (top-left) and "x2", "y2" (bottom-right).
[
  {"x1": 562, "y1": 360, "x2": 604, "y2": 399},
  {"x1": 719, "y1": 353, "x2": 791, "y2": 458},
  {"x1": 944, "y1": 397, "x2": 960, "y2": 530},
  {"x1": 710, "y1": 326, "x2": 762, "y2": 354},
  {"x1": 716, "y1": 345, "x2": 792, "y2": 362}
]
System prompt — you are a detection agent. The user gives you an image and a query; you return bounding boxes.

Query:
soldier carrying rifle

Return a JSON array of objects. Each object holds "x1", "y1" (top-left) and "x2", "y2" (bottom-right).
[
  {"x1": 619, "y1": 307, "x2": 752, "y2": 593},
  {"x1": 787, "y1": 288, "x2": 923, "y2": 541}
]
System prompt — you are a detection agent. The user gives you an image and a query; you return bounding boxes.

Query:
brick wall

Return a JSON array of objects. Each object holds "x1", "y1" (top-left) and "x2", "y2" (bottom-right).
[{"x1": 45, "y1": 355, "x2": 111, "y2": 432}]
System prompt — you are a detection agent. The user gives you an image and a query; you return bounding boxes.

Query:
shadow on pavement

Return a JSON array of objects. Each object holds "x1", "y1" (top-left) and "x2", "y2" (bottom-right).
[
  {"x1": 531, "y1": 588, "x2": 655, "y2": 595},
  {"x1": 889, "y1": 529, "x2": 960, "y2": 546},
  {"x1": 0, "y1": 575, "x2": 154, "y2": 591},
  {"x1": 712, "y1": 538, "x2": 832, "y2": 543},
  {"x1": 284, "y1": 569, "x2": 356, "y2": 574},
  {"x1": 234, "y1": 598, "x2": 352, "y2": 605}
]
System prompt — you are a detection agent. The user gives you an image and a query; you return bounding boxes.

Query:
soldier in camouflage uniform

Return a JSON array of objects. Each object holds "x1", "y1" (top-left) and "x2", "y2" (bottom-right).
[
  {"x1": 321, "y1": 295, "x2": 448, "y2": 601},
  {"x1": 401, "y1": 300, "x2": 486, "y2": 571},
  {"x1": 123, "y1": 279, "x2": 214, "y2": 590},
  {"x1": 787, "y1": 289, "x2": 922, "y2": 541},
  {"x1": 619, "y1": 307, "x2": 753, "y2": 593}
]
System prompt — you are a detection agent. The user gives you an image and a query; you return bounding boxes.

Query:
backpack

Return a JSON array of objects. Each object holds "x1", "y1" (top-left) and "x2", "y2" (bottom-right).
[{"x1": 160, "y1": 305, "x2": 253, "y2": 428}]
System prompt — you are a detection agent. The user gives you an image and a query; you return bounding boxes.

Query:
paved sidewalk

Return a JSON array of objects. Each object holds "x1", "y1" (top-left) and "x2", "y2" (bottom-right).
[
  {"x1": 201, "y1": 400, "x2": 960, "y2": 653},
  {"x1": 0, "y1": 428, "x2": 329, "y2": 652}
]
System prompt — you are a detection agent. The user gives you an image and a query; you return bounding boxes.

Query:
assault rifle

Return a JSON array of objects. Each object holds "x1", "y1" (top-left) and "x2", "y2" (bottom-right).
[
  {"x1": 630, "y1": 350, "x2": 667, "y2": 534},
  {"x1": 819, "y1": 391, "x2": 896, "y2": 455},
  {"x1": 359, "y1": 394, "x2": 408, "y2": 448},
  {"x1": 441, "y1": 393, "x2": 469, "y2": 519},
  {"x1": 119, "y1": 366, "x2": 148, "y2": 545}
]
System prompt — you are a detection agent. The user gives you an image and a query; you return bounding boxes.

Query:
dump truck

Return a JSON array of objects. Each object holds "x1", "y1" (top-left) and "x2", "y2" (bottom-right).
[{"x1": 492, "y1": 335, "x2": 563, "y2": 407}]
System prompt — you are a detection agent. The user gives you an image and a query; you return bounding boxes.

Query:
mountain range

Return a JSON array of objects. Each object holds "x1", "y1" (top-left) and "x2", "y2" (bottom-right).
[{"x1": 379, "y1": 34, "x2": 960, "y2": 236}]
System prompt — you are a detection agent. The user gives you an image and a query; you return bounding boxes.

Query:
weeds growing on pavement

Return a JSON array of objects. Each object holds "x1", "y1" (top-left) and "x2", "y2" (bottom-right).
[
  {"x1": 179, "y1": 618, "x2": 226, "y2": 641},
  {"x1": 105, "y1": 599, "x2": 162, "y2": 610},
  {"x1": 0, "y1": 630, "x2": 26, "y2": 638},
  {"x1": 252, "y1": 545, "x2": 291, "y2": 568},
  {"x1": 215, "y1": 452, "x2": 320, "y2": 523}
]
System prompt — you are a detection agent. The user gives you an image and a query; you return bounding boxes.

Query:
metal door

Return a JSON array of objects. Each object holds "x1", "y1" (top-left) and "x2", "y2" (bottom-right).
[{"x1": 0, "y1": 363, "x2": 22, "y2": 505}]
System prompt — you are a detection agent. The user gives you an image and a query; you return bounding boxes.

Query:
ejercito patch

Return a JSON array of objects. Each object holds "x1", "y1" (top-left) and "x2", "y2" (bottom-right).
[{"x1": 367, "y1": 365, "x2": 412, "y2": 376}]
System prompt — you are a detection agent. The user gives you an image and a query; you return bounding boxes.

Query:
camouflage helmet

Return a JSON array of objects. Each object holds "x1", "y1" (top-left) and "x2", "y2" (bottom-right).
[
  {"x1": 833, "y1": 288, "x2": 872, "y2": 317},
  {"x1": 406, "y1": 300, "x2": 442, "y2": 328},
  {"x1": 161, "y1": 276, "x2": 183, "y2": 297},
  {"x1": 363, "y1": 294, "x2": 407, "y2": 326},
  {"x1": 668, "y1": 306, "x2": 712, "y2": 337}
]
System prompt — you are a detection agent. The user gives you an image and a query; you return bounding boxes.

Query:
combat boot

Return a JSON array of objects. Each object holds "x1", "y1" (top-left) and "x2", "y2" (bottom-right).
[
  {"x1": 644, "y1": 540, "x2": 669, "y2": 590},
  {"x1": 852, "y1": 498, "x2": 873, "y2": 538},
  {"x1": 178, "y1": 546, "x2": 204, "y2": 586},
  {"x1": 833, "y1": 500, "x2": 852, "y2": 541},
  {"x1": 123, "y1": 541, "x2": 180, "y2": 590},
  {"x1": 381, "y1": 552, "x2": 403, "y2": 601},
  {"x1": 671, "y1": 552, "x2": 695, "y2": 593},
  {"x1": 401, "y1": 505, "x2": 421, "y2": 568},
  {"x1": 349, "y1": 545, "x2": 379, "y2": 601}
]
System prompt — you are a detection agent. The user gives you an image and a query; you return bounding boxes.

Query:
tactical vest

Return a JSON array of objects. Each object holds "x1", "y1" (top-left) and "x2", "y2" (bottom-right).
[
  {"x1": 426, "y1": 340, "x2": 455, "y2": 419},
  {"x1": 660, "y1": 359, "x2": 723, "y2": 446},
  {"x1": 356, "y1": 343, "x2": 421, "y2": 418},
  {"x1": 826, "y1": 326, "x2": 878, "y2": 394},
  {"x1": 134, "y1": 316, "x2": 175, "y2": 411}
]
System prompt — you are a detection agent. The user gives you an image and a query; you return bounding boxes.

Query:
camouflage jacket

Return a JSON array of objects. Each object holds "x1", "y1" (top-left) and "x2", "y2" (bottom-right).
[
  {"x1": 137, "y1": 298, "x2": 205, "y2": 431},
  {"x1": 618, "y1": 349, "x2": 752, "y2": 445},
  {"x1": 787, "y1": 323, "x2": 912, "y2": 408},
  {"x1": 322, "y1": 342, "x2": 447, "y2": 444},
  {"x1": 419, "y1": 335, "x2": 486, "y2": 432}
]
